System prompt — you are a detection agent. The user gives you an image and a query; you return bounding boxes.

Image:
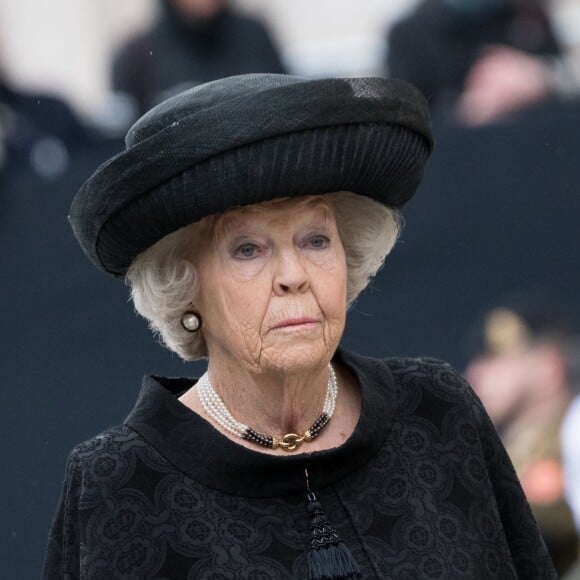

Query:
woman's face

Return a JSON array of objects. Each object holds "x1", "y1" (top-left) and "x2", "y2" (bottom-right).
[{"x1": 193, "y1": 197, "x2": 348, "y2": 375}]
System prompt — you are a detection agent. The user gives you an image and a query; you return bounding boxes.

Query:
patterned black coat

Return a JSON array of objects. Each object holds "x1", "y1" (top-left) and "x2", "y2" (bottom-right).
[{"x1": 44, "y1": 348, "x2": 556, "y2": 579}]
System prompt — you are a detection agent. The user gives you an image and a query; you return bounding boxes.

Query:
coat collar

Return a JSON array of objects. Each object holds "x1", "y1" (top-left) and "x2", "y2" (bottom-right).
[{"x1": 124, "y1": 347, "x2": 395, "y2": 496}]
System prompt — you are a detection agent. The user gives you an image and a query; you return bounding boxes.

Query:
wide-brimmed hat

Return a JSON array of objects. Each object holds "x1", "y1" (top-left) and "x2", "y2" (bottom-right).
[{"x1": 70, "y1": 74, "x2": 433, "y2": 276}]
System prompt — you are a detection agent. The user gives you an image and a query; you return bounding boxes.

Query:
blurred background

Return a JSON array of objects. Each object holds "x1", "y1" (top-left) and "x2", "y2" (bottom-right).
[{"x1": 1, "y1": 0, "x2": 580, "y2": 577}]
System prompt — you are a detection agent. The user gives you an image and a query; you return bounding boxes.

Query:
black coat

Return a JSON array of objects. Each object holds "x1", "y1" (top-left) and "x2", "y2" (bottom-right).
[{"x1": 44, "y1": 348, "x2": 556, "y2": 579}]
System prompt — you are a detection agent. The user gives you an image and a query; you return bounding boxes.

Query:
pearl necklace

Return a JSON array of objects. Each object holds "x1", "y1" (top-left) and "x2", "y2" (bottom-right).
[{"x1": 196, "y1": 364, "x2": 338, "y2": 452}]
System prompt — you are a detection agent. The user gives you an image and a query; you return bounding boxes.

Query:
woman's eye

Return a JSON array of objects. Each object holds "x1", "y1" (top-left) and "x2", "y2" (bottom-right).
[
  {"x1": 234, "y1": 243, "x2": 260, "y2": 259},
  {"x1": 307, "y1": 235, "x2": 330, "y2": 249}
]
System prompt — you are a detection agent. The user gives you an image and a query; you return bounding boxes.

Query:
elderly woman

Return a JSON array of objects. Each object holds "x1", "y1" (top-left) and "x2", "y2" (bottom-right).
[{"x1": 44, "y1": 74, "x2": 555, "y2": 579}]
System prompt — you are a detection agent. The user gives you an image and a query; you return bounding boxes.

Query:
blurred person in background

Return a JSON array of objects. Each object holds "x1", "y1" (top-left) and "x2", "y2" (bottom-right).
[
  {"x1": 465, "y1": 295, "x2": 580, "y2": 576},
  {"x1": 0, "y1": 42, "x2": 90, "y2": 177},
  {"x1": 0, "y1": 75, "x2": 90, "y2": 177},
  {"x1": 562, "y1": 345, "x2": 580, "y2": 579},
  {"x1": 387, "y1": 0, "x2": 578, "y2": 126},
  {"x1": 112, "y1": 0, "x2": 285, "y2": 115}
]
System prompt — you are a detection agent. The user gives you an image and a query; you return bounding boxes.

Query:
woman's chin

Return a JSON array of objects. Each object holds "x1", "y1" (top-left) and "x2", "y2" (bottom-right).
[{"x1": 260, "y1": 341, "x2": 333, "y2": 375}]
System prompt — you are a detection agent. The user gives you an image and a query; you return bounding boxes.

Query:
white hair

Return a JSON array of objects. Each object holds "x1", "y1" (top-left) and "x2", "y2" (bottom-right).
[{"x1": 126, "y1": 192, "x2": 402, "y2": 361}]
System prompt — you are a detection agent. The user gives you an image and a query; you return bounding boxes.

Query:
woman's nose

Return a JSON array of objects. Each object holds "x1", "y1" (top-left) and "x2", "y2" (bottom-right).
[{"x1": 273, "y1": 249, "x2": 310, "y2": 295}]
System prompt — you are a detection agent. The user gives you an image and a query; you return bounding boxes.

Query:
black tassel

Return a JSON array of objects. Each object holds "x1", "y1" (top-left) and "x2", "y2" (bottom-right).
[{"x1": 305, "y1": 470, "x2": 360, "y2": 580}]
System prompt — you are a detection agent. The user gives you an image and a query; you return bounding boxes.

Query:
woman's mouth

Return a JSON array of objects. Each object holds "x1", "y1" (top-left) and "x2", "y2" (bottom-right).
[{"x1": 273, "y1": 318, "x2": 319, "y2": 330}]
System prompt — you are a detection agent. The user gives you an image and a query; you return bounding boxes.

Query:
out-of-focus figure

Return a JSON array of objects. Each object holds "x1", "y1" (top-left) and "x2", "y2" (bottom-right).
[
  {"x1": 386, "y1": 0, "x2": 578, "y2": 125},
  {"x1": 0, "y1": 81, "x2": 90, "y2": 177},
  {"x1": 562, "y1": 365, "x2": 580, "y2": 579},
  {"x1": 465, "y1": 296, "x2": 580, "y2": 576},
  {"x1": 0, "y1": 86, "x2": 86, "y2": 178},
  {"x1": 112, "y1": 0, "x2": 285, "y2": 115},
  {"x1": 0, "y1": 40, "x2": 90, "y2": 176}
]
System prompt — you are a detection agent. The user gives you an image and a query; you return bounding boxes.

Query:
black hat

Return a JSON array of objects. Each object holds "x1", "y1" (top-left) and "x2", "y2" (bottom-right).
[{"x1": 69, "y1": 74, "x2": 433, "y2": 276}]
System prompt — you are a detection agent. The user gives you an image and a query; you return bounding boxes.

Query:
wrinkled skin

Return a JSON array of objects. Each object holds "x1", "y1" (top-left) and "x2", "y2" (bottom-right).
[
  {"x1": 194, "y1": 196, "x2": 347, "y2": 375},
  {"x1": 189, "y1": 196, "x2": 351, "y2": 437}
]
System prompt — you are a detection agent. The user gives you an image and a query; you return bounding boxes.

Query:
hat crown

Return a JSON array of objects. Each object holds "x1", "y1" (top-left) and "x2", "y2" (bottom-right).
[
  {"x1": 124, "y1": 74, "x2": 430, "y2": 149},
  {"x1": 125, "y1": 74, "x2": 305, "y2": 148}
]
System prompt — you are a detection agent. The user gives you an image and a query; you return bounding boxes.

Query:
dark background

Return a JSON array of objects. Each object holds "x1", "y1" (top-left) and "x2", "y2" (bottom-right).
[{"x1": 2, "y1": 102, "x2": 579, "y2": 579}]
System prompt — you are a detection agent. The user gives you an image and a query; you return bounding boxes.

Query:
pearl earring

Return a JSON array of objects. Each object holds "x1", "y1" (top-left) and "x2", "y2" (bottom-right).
[{"x1": 181, "y1": 311, "x2": 202, "y2": 332}]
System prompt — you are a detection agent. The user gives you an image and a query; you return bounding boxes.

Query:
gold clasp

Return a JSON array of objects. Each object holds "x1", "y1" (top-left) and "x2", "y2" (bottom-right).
[
  {"x1": 278, "y1": 433, "x2": 304, "y2": 452},
  {"x1": 273, "y1": 430, "x2": 313, "y2": 452}
]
